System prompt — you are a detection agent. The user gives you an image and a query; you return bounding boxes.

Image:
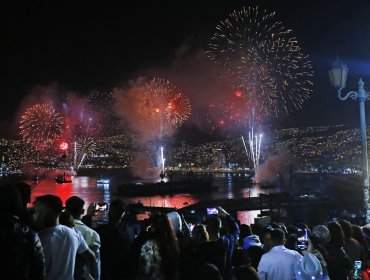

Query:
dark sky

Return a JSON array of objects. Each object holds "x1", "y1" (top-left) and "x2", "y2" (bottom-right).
[{"x1": 2, "y1": 0, "x2": 370, "y2": 139}]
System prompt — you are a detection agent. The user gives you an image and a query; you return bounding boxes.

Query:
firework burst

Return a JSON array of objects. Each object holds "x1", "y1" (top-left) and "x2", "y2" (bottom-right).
[
  {"x1": 76, "y1": 136, "x2": 96, "y2": 158},
  {"x1": 207, "y1": 6, "x2": 313, "y2": 117},
  {"x1": 19, "y1": 104, "x2": 64, "y2": 150},
  {"x1": 145, "y1": 78, "x2": 191, "y2": 137}
]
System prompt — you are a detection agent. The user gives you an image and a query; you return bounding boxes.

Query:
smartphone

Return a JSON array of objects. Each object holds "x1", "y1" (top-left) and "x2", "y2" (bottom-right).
[
  {"x1": 207, "y1": 208, "x2": 218, "y2": 215},
  {"x1": 95, "y1": 202, "x2": 108, "y2": 211},
  {"x1": 297, "y1": 228, "x2": 308, "y2": 250},
  {"x1": 189, "y1": 223, "x2": 195, "y2": 233},
  {"x1": 353, "y1": 260, "x2": 362, "y2": 279}
]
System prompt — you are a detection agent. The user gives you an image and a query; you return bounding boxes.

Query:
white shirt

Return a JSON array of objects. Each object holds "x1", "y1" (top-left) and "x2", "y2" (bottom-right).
[
  {"x1": 74, "y1": 219, "x2": 101, "y2": 279},
  {"x1": 38, "y1": 225, "x2": 89, "y2": 280},
  {"x1": 73, "y1": 219, "x2": 101, "y2": 256},
  {"x1": 258, "y1": 245, "x2": 303, "y2": 280}
]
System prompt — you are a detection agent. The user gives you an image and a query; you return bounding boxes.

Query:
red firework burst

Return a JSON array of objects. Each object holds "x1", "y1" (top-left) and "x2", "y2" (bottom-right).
[{"x1": 145, "y1": 78, "x2": 191, "y2": 134}]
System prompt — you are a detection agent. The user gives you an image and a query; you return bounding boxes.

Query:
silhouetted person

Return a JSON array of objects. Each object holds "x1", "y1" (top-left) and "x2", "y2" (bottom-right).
[
  {"x1": 15, "y1": 181, "x2": 33, "y2": 226},
  {"x1": 338, "y1": 219, "x2": 362, "y2": 264},
  {"x1": 0, "y1": 184, "x2": 46, "y2": 280},
  {"x1": 233, "y1": 248, "x2": 259, "y2": 280},
  {"x1": 326, "y1": 222, "x2": 352, "y2": 280},
  {"x1": 196, "y1": 263, "x2": 223, "y2": 280},
  {"x1": 96, "y1": 199, "x2": 131, "y2": 280},
  {"x1": 196, "y1": 207, "x2": 239, "y2": 280}
]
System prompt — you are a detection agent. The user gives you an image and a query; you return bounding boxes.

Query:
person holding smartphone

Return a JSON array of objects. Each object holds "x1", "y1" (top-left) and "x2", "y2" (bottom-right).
[{"x1": 195, "y1": 206, "x2": 239, "y2": 280}]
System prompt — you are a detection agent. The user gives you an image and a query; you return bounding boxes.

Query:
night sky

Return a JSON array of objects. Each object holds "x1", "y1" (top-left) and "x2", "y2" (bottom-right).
[{"x1": 2, "y1": 0, "x2": 370, "y2": 140}]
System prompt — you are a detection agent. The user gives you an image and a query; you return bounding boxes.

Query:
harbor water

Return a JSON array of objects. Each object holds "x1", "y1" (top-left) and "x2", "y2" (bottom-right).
[{"x1": 28, "y1": 171, "x2": 273, "y2": 224}]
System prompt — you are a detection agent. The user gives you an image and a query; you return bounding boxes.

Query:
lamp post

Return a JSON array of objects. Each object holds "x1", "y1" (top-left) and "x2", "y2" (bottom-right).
[{"x1": 329, "y1": 57, "x2": 370, "y2": 224}]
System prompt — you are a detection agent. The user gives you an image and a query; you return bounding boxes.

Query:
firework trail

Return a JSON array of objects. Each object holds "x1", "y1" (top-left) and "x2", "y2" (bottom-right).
[
  {"x1": 19, "y1": 104, "x2": 64, "y2": 150},
  {"x1": 249, "y1": 125, "x2": 262, "y2": 173},
  {"x1": 77, "y1": 154, "x2": 86, "y2": 169},
  {"x1": 241, "y1": 135, "x2": 248, "y2": 157},
  {"x1": 207, "y1": 6, "x2": 313, "y2": 117},
  {"x1": 160, "y1": 146, "x2": 165, "y2": 173},
  {"x1": 241, "y1": 108, "x2": 262, "y2": 173}
]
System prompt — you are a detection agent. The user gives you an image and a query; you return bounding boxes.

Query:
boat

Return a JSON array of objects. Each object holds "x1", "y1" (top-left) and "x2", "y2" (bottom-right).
[
  {"x1": 97, "y1": 178, "x2": 110, "y2": 184},
  {"x1": 115, "y1": 178, "x2": 216, "y2": 197},
  {"x1": 55, "y1": 173, "x2": 72, "y2": 184}
]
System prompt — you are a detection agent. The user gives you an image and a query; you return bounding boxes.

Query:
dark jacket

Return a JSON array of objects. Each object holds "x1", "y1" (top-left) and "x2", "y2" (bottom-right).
[
  {"x1": 1, "y1": 217, "x2": 46, "y2": 280},
  {"x1": 325, "y1": 245, "x2": 352, "y2": 280}
]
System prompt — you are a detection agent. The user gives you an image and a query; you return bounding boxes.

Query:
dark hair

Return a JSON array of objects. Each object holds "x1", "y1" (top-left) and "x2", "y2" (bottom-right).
[
  {"x1": 285, "y1": 233, "x2": 298, "y2": 250},
  {"x1": 297, "y1": 223, "x2": 309, "y2": 230},
  {"x1": 287, "y1": 225, "x2": 298, "y2": 235},
  {"x1": 206, "y1": 214, "x2": 222, "y2": 234},
  {"x1": 233, "y1": 248, "x2": 251, "y2": 268},
  {"x1": 59, "y1": 210, "x2": 74, "y2": 228},
  {"x1": 34, "y1": 195, "x2": 63, "y2": 229},
  {"x1": 239, "y1": 224, "x2": 253, "y2": 238},
  {"x1": 35, "y1": 195, "x2": 63, "y2": 214},
  {"x1": 270, "y1": 228, "x2": 285, "y2": 244},
  {"x1": 14, "y1": 182, "x2": 31, "y2": 206},
  {"x1": 65, "y1": 196, "x2": 85, "y2": 217},
  {"x1": 269, "y1": 222, "x2": 282, "y2": 230},
  {"x1": 196, "y1": 263, "x2": 223, "y2": 280},
  {"x1": 0, "y1": 184, "x2": 23, "y2": 219},
  {"x1": 352, "y1": 225, "x2": 368, "y2": 250},
  {"x1": 191, "y1": 224, "x2": 209, "y2": 243},
  {"x1": 108, "y1": 199, "x2": 125, "y2": 223},
  {"x1": 309, "y1": 233, "x2": 321, "y2": 249},
  {"x1": 338, "y1": 220, "x2": 353, "y2": 239},
  {"x1": 150, "y1": 213, "x2": 179, "y2": 280},
  {"x1": 328, "y1": 221, "x2": 345, "y2": 248},
  {"x1": 263, "y1": 225, "x2": 274, "y2": 235},
  {"x1": 246, "y1": 245, "x2": 263, "y2": 270}
]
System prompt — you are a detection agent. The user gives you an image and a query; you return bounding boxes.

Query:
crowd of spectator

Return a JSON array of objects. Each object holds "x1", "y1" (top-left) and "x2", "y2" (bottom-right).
[{"x1": 2, "y1": 181, "x2": 370, "y2": 279}]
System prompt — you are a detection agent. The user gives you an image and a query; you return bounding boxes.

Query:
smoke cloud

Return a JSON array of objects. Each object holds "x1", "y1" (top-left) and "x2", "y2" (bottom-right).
[{"x1": 256, "y1": 145, "x2": 295, "y2": 190}]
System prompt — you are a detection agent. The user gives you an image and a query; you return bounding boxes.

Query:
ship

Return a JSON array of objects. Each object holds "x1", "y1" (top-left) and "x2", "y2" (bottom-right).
[{"x1": 55, "y1": 173, "x2": 72, "y2": 184}]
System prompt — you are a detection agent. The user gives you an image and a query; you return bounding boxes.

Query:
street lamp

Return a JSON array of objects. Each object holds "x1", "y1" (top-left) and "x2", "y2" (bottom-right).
[{"x1": 329, "y1": 57, "x2": 370, "y2": 224}]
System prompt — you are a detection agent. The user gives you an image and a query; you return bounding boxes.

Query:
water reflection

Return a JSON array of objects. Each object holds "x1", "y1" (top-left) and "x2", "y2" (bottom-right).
[
  {"x1": 237, "y1": 210, "x2": 260, "y2": 225},
  {"x1": 29, "y1": 173, "x2": 272, "y2": 224}
]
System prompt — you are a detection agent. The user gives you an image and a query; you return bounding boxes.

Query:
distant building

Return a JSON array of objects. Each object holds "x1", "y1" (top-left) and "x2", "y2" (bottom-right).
[{"x1": 210, "y1": 148, "x2": 226, "y2": 169}]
